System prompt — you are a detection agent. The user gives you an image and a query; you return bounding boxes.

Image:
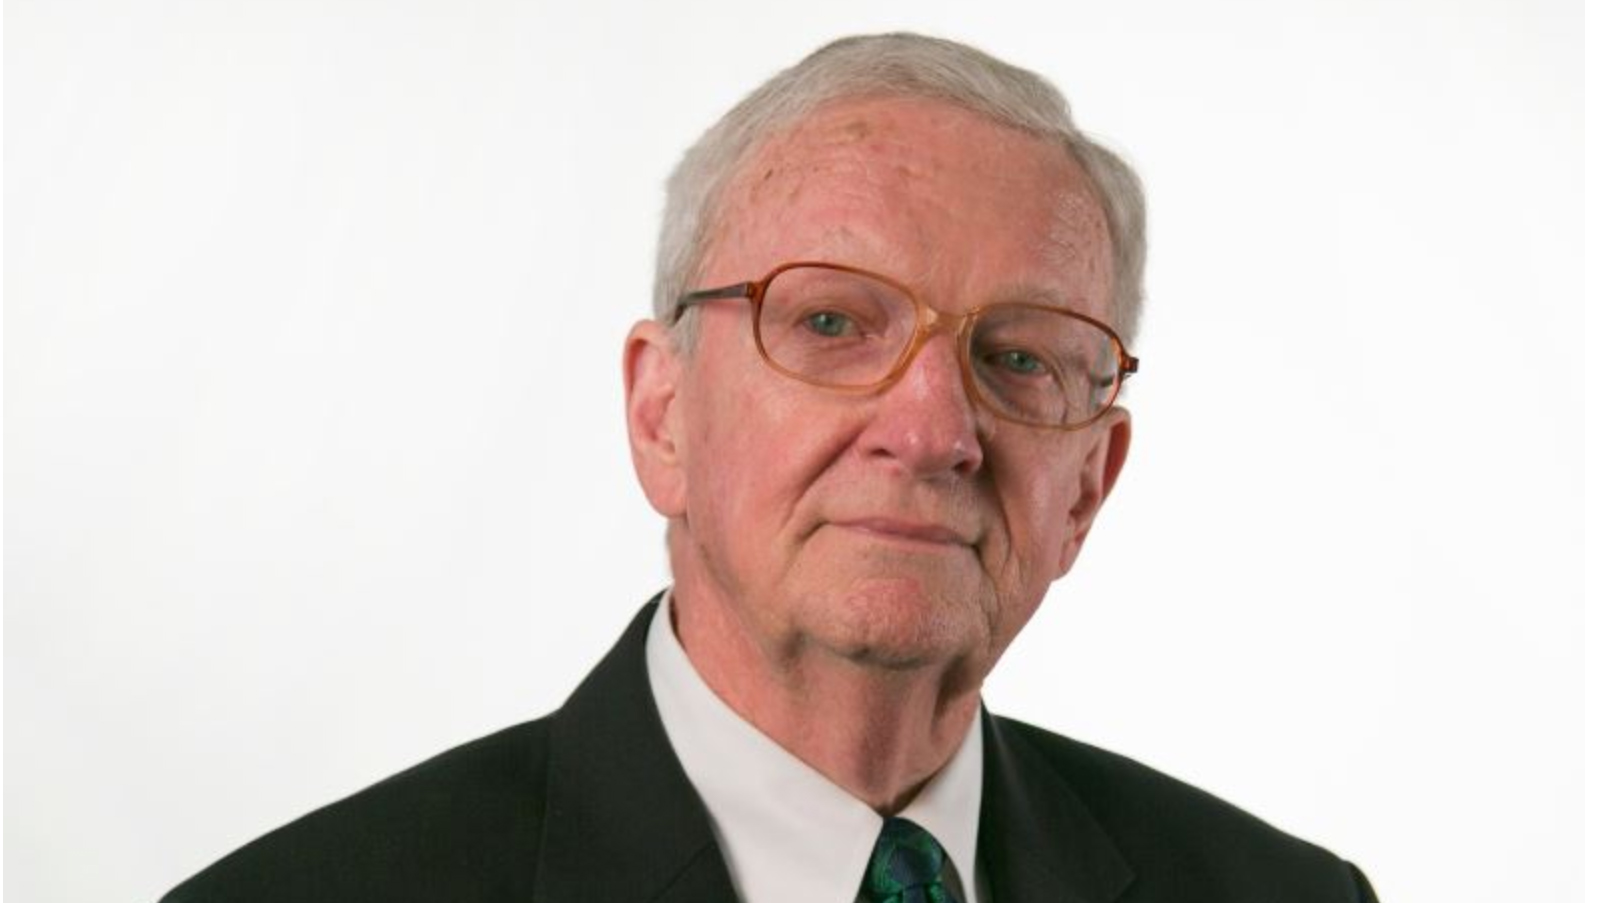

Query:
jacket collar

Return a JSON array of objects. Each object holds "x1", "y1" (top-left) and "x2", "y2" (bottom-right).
[
  {"x1": 532, "y1": 599, "x2": 740, "y2": 903},
  {"x1": 979, "y1": 711, "x2": 1134, "y2": 903},
  {"x1": 532, "y1": 600, "x2": 1131, "y2": 903}
]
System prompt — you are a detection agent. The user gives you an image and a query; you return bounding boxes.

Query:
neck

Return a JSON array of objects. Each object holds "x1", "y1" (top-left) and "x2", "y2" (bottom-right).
[{"x1": 668, "y1": 579, "x2": 983, "y2": 815}]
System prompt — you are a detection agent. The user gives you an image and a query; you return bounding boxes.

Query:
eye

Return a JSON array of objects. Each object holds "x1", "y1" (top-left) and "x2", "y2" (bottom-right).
[
  {"x1": 989, "y1": 348, "x2": 1048, "y2": 376},
  {"x1": 804, "y1": 310, "x2": 855, "y2": 338}
]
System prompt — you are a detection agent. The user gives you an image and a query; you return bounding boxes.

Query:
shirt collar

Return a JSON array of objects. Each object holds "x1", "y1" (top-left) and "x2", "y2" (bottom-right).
[{"x1": 645, "y1": 591, "x2": 983, "y2": 903}]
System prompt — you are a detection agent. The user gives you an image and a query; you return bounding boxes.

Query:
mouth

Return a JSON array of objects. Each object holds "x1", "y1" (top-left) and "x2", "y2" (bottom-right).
[{"x1": 835, "y1": 518, "x2": 976, "y2": 549}]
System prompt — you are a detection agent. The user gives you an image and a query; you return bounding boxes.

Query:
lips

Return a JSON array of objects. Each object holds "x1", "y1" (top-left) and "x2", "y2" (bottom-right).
[{"x1": 836, "y1": 517, "x2": 976, "y2": 547}]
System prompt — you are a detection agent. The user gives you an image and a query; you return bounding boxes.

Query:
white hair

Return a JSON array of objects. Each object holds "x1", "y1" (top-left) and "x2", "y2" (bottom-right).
[{"x1": 654, "y1": 32, "x2": 1148, "y2": 346}]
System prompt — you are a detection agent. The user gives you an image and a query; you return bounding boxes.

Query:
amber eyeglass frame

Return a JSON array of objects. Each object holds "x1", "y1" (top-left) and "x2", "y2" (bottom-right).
[{"x1": 672, "y1": 261, "x2": 1140, "y2": 432}]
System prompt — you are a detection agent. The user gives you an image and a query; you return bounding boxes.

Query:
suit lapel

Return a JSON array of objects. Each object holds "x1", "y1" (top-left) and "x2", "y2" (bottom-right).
[
  {"x1": 531, "y1": 601, "x2": 740, "y2": 903},
  {"x1": 980, "y1": 711, "x2": 1133, "y2": 903}
]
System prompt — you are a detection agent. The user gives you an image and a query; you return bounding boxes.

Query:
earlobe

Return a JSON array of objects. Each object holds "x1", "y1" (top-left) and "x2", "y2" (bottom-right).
[
  {"x1": 1057, "y1": 408, "x2": 1132, "y2": 575},
  {"x1": 623, "y1": 320, "x2": 687, "y2": 517}
]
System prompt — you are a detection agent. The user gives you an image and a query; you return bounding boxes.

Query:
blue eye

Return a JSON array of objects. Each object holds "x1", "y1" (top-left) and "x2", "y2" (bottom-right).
[{"x1": 805, "y1": 311, "x2": 852, "y2": 337}]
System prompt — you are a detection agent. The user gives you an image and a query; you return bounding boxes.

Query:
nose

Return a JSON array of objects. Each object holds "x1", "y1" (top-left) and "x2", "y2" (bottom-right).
[{"x1": 860, "y1": 333, "x2": 985, "y2": 479}]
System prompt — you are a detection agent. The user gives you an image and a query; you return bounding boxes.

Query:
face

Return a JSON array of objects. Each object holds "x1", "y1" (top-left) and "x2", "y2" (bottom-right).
[{"x1": 628, "y1": 97, "x2": 1130, "y2": 685}]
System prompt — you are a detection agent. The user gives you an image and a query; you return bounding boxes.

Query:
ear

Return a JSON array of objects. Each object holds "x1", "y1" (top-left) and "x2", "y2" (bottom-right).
[
  {"x1": 1056, "y1": 406, "x2": 1132, "y2": 575},
  {"x1": 623, "y1": 319, "x2": 688, "y2": 518}
]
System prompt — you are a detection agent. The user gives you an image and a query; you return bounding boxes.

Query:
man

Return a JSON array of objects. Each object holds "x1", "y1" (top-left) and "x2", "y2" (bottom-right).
[{"x1": 164, "y1": 33, "x2": 1377, "y2": 902}]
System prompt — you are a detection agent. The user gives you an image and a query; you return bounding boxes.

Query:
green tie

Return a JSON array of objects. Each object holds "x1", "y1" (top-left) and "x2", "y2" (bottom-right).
[{"x1": 859, "y1": 817, "x2": 954, "y2": 903}]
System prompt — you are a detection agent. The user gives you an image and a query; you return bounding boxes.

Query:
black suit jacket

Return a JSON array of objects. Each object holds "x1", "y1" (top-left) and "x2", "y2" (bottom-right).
[{"x1": 163, "y1": 601, "x2": 1378, "y2": 902}]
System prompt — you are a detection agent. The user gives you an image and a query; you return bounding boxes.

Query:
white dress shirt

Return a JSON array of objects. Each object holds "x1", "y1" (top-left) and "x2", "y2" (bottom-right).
[{"x1": 645, "y1": 593, "x2": 986, "y2": 903}]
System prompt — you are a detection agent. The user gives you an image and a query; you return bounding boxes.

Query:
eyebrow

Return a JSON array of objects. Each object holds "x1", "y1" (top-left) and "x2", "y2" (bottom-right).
[{"x1": 986, "y1": 282, "x2": 1083, "y2": 310}]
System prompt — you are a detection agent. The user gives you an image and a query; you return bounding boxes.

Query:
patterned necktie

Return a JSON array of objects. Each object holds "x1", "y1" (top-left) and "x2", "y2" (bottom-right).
[{"x1": 859, "y1": 817, "x2": 954, "y2": 903}]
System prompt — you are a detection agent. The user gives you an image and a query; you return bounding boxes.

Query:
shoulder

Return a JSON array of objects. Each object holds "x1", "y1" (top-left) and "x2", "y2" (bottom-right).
[
  {"x1": 161, "y1": 718, "x2": 553, "y2": 903},
  {"x1": 990, "y1": 716, "x2": 1376, "y2": 901},
  {"x1": 995, "y1": 715, "x2": 1316, "y2": 847}
]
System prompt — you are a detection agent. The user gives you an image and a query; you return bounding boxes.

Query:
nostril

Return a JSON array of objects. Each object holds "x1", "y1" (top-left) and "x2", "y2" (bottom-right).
[{"x1": 862, "y1": 402, "x2": 984, "y2": 478}]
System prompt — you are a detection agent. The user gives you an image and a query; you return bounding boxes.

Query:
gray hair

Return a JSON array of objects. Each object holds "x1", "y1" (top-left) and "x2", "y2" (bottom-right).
[{"x1": 653, "y1": 32, "x2": 1148, "y2": 346}]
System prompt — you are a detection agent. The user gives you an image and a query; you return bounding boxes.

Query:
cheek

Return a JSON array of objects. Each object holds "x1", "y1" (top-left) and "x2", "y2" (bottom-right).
[
  {"x1": 994, "y1": 453, "x2": 1082, "y2": 578},
  {"x1": 680, "y1": 344, "x2": 830, "y2": 549}
]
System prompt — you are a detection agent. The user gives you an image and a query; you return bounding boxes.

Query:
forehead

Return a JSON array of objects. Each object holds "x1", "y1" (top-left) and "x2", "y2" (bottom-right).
[{"x1": 706, "y1": 96, "x2": 1113, "y2": 313}]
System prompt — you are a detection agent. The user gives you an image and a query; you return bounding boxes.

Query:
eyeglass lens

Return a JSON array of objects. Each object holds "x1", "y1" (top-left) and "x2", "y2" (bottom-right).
[{"x1": 755, "y1": 265, "x2": 1122, "y2": 428}]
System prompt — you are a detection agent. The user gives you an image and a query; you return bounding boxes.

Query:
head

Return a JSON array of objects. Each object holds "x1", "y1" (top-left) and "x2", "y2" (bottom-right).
[{"x1": 625, "y1": 34, "x2": 1141, "y2": 693}]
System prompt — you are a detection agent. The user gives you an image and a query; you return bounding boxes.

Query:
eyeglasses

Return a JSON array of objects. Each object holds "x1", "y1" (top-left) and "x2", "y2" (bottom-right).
[{"x1": 673, "y1": 261, "x2": 1138, "y2": 431}]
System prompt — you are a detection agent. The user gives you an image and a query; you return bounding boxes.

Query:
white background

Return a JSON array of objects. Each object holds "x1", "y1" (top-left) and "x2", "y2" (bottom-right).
[{"x1": 5, "y1": 2, "x2": 1584, "y2": 901}]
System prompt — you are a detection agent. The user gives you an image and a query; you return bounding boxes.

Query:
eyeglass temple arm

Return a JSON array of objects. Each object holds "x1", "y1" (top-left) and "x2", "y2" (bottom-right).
[
  {"x1": 1092, "y1": 354, "x2": 1141, "y2": 394},
  {"x1": 671, "y1": 283, "x2": 757, "y2": 324}
]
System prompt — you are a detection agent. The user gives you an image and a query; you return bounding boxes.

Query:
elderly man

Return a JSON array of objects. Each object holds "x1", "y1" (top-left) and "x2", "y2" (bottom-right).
[{"x1": 165, "y1": 33, "x2": 1376, "y2": 903}]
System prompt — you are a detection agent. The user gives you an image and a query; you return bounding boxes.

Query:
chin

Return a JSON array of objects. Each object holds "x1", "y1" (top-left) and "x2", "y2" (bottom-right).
[{"x1": 806, "y1": 576, "x2": 989, "y2": 670}]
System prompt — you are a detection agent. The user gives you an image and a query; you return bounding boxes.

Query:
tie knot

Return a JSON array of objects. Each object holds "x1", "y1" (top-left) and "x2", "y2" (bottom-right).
[{"x1": 860, "y1": 817, "x2": 952, "y2": 902}]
